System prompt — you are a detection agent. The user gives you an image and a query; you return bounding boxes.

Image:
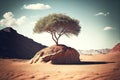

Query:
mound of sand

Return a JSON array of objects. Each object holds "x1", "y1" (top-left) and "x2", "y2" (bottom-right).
[
  {"x1": 103, "y1": 43, "x2": 120, "y2": 62},
  {"x1": 30, "y1": 45, "x2": 80, "y2": 64},
  {"x1": 110, "y1": 43, "x2": 120, "y2": 53}
]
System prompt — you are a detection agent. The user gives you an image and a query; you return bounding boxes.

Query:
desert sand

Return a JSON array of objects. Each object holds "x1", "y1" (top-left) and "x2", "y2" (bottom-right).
[{"x1": 0, "y1": 52, "x2": 120, "y2": 80}]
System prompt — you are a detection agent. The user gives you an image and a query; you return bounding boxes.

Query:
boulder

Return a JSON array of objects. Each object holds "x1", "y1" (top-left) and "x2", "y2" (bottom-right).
[{"x1": 30, "y1": 45, "x2": 80, "y2": 64}]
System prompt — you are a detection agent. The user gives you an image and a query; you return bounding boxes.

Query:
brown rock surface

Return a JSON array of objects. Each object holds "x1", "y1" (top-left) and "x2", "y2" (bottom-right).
[{"x1": 30, "y1": 45, "x2": 80, "y2": 64}]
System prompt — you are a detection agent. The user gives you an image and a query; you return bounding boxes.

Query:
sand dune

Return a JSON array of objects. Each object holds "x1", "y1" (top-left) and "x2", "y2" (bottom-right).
[{"x1": 0, "y1": 53, "x2": 120, "y2": 80}]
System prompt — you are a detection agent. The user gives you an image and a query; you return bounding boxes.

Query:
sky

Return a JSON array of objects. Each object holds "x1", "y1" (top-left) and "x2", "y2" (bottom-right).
[{"x1": 0, "y1": 0, "x2": 120, "y2": 50}]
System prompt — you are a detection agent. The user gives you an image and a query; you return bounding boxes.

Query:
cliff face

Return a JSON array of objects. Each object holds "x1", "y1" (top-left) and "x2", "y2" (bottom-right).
[{"x1": 0, "y1": 27, "x2": 46, "y2": 59}]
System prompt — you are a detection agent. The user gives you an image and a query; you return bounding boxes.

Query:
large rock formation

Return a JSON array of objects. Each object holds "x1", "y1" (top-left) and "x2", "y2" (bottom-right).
[
  {"x1": 30, "y1": 45, "x2": 80, "y2": 64},
  {"x1": 0, "y1": 27, "x2": 46, "y2": 59}
]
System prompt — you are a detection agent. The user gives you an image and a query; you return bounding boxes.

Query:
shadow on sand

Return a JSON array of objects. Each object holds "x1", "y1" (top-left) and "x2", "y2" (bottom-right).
[{"x1": 53, "y1": 61, "x2": 115, "y2": 65}]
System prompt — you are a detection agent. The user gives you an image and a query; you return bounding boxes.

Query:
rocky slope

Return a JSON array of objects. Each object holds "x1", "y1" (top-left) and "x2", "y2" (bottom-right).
[{"x1": 0, "y1": 27, "x2": 46, "y2": 59}]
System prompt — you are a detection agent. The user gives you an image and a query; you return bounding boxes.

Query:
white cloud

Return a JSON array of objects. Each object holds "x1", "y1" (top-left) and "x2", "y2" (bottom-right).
[
  {"x1": 16, "y1": 16, "x2": 26, "y2": 26},
  {"x1": 103, "y1": 26, "x2": 113, "y2": 31},
  {"x1": 95, "y1": 12, "x2": 110, "y2": 16},
  {"x1": 3, "y1": 12, "x2": 14, "y2": 19},
  {"x1": 23, "y1": 3, "x2": 51, "y2": 10},
  {"x1": 0, "y1": 12, "x2": 26, "y2": 27},
  {"x1": 30, "y1": 21, "x2": 37, "y2": 25}
]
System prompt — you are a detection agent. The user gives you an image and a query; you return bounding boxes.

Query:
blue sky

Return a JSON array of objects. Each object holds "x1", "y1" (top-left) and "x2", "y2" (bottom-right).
[{"x1": 0, "y1": 0, "x2": 120, "y2": 50}]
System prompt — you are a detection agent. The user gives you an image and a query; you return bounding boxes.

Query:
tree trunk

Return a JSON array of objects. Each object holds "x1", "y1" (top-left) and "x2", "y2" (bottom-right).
[
  {"x1": 51, "y1": 32, "x2": 59, "y2": 46},
  {"x1": 51, "y1": 31, "x2": 64, "y2": 46},
  {"x1": 56, "y1": 41, "x2": 58, "y2": 46}
]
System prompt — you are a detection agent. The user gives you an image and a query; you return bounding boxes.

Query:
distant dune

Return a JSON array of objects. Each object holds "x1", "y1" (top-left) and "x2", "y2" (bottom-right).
[{"x1": 78, "y1": 49, "x2": 110, "y2": 54}]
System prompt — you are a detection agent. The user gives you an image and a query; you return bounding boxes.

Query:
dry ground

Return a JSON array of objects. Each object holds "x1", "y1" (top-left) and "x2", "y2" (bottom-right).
[{"x1": 0, "y1": 53, "x2": 120, "y2": 80}]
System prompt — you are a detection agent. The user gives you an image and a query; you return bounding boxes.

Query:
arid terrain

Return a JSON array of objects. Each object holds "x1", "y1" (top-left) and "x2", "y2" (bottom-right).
[
  {"x1": 0, "y1": 0, "x2": 120, "y2": 80},
  {"x1": 0, "y1": 52, "x2": 120, "y2": 80},
  {"x1": 1, "y1": 27, "x2": 119, "y2": 80}
]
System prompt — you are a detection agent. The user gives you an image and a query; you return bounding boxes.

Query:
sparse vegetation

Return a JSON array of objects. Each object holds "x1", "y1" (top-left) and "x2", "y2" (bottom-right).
[{"x1": 33, "y1": 13, "x2": 81, "y2": 45}]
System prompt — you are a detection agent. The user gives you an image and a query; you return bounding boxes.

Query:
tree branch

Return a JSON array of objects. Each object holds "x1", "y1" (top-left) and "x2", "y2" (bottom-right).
[{"x1": 53, "y1": 32, "x2": 58, "y2": 41}]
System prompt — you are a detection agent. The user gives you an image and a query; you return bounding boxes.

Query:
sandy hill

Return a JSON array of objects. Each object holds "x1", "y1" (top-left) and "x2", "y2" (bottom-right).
[
  {"x1": 109, "y1": 43, "x2": 120, "y2": 53},
  {"x1": 106, "y1": 43, "x2": 120, "y2": 62}
]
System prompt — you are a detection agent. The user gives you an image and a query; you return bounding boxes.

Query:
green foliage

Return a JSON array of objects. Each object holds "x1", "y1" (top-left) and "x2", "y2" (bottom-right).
[{"x1": 34, "y1": 13, "x2": 81, "y2": 45}]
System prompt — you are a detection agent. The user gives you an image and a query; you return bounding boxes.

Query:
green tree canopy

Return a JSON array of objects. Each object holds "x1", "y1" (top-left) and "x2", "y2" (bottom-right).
[{"x1": 34, "y1": 13, "x2": 81, "y2": 45}]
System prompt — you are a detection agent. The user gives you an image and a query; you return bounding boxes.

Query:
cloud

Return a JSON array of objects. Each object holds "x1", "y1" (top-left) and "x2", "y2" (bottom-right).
[
  {"x1": 103, "y1": 26, "x2": 113, "y2": 31},
  {"x1": 23, "y1": 3, "x2": 51, "y2": 10},
  {"x1": 30, "y1": 21, "x2": 37, "y2": 25},
  {"x1": 0, "y1": 12, "x2": 26, "y2": 27},
  {"x1": 3, "y1": 12, "x2": 14, "y2": 19},
  {"x1": 16, "y1": 16, "x2": 26, "y2": 26},
  {"x1": 95, "y1": 12, "x2": 110, "y2": 16}
]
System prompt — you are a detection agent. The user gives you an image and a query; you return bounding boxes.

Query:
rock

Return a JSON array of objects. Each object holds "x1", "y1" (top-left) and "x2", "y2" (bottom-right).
[
  {"x1": 30, "y1": 45, "x2": 80, "y2": 64},
  {"x1": 0, "y1": 27, "x2": 46, "y2": 59}
]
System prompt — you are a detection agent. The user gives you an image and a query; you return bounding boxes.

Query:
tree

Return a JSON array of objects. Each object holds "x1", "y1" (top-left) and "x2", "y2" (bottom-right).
[{"x1": 33, "y1": 13, "x2": 81, "y2": 45}]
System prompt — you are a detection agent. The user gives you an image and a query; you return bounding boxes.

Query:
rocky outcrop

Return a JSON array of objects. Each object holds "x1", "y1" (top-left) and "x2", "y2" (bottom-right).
[
  {"x1": 30, "y1": 45, "x2": 80, "y2": 64},
  {"x1": 0, "y1": 27, "x2": 46, "y2": 59}
]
